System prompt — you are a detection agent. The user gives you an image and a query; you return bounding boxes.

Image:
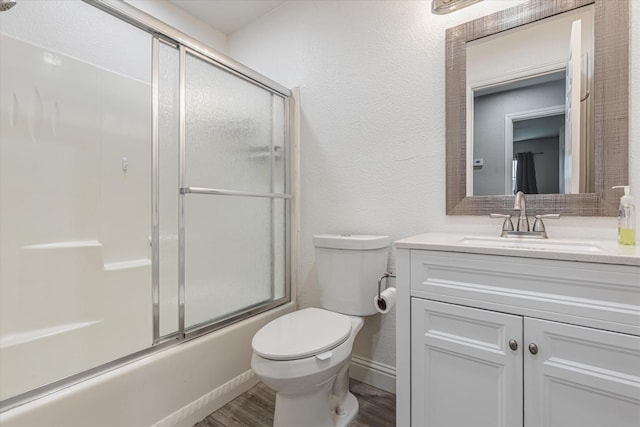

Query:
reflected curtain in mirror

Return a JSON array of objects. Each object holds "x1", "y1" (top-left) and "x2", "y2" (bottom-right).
[{"x1": 515, "y1": 152, "x2": 538, "y2": 195}]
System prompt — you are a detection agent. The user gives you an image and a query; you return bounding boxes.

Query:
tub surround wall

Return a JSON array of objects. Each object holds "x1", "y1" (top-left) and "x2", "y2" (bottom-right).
[
  {"x1": 0, "y1": 1, "x2": 153, "y2": 401},
  {"x1": 226, "y1": 0, "x2": 640, "y2": 390}
]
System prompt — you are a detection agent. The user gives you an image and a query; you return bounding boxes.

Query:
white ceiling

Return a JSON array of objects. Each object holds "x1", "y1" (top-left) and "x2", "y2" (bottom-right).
[{"x1": 169, "y1": 0, "x2": 286, "y2": 35}]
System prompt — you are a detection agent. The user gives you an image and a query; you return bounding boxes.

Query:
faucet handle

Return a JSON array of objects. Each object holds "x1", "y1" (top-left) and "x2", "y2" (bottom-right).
[
  {"x1": 532, "y1": 214, "x2": 560, "y2": 233},
  {"x1": 490, "y1": 213, "x2": 514, "y2": 234}
]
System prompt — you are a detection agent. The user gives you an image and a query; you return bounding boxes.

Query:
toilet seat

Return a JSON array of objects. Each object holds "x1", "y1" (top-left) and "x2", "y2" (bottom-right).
[{"x1": 252, "y1": 308, "x2": 352, "y2": 361}]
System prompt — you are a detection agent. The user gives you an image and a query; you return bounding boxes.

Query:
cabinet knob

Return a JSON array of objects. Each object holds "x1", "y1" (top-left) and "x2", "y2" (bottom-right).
[
  {"x1": 508, "y1": 339, "x2": 518, "y2": 351},
  {"x1": 528, "y1": 343, "x2": 539, "y2": 355}
]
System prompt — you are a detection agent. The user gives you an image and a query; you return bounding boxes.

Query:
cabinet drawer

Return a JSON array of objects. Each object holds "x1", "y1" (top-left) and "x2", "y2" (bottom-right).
[{"x1": 410, "y1": 251, "x2": 640, "y2": 335}]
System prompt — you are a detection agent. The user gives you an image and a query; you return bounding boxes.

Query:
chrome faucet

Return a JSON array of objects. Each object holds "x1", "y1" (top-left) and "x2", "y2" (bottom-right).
[
  {"x1": 491, "y1": 191, "x2": 560, "y2": 238},
  {"x1": 513, "y1": 191, "x2": 529, "y2": 232}
]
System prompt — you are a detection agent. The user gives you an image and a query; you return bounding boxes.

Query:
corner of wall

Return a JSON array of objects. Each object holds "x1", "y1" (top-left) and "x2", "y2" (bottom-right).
[
  {"x1": 290, "y1": 87, "x2": 301, "y2": 310},
  {"x1": 123, "y1": 0, "x2": 228, "y2": 53}
]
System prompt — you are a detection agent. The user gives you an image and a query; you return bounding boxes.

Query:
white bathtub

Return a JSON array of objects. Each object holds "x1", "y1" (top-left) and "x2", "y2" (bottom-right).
[
  {"x1": 0, "y1": 302, "x2": 294, "y2": 427},
  {"x1": 0, "y1": 320, "x2": 103, "y2": 401}
]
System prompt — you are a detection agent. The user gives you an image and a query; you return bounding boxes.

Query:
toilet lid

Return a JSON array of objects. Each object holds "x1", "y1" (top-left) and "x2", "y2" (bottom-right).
[{"x1": 252, "y1": 307, "x2": 352, "y2": 361}]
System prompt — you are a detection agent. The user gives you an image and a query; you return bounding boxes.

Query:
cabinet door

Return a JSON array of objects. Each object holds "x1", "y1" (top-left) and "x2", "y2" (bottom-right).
[
  {"x1": 411, "y1": 299, "x2": 523, "y2": 427},
  {"x1": 524, "y1": 318, "x2": 640, "y2": 427}
]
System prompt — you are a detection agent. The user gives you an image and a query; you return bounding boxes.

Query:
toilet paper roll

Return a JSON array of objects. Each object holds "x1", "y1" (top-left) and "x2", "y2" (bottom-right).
[{"x1": 374, "y1": 287, "x2": 396, "y2": 314}]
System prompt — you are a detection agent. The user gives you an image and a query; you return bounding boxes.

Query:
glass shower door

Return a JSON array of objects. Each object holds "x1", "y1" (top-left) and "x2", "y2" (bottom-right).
[
  {"x1": 0, "y1": 0, "x2": 291, "y2": 410},
  {"x1": 181, "y1": 49, "x2": 289, "y2": 332}
]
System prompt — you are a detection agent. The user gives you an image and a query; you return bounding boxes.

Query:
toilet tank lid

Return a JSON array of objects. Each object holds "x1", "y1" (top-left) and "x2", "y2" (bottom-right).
[{"x1": 313, "y1": 234, "x2": 390, "y2": 250}]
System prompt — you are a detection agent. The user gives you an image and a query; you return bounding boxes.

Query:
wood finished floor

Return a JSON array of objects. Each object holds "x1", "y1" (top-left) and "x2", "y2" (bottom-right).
[{"x1": 194, "y1": 379, "x2": 396, "y2": 427}]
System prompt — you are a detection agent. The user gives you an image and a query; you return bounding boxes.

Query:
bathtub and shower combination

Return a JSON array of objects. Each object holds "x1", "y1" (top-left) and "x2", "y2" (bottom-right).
[{"x1": 0, "y1": 1, "x2": 294, "y2": 425}]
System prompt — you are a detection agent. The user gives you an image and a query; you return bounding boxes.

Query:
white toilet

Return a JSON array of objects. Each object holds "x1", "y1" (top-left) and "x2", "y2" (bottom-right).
[{"x1": 251, "y1": 234, "x2": 390, "y2": 427}]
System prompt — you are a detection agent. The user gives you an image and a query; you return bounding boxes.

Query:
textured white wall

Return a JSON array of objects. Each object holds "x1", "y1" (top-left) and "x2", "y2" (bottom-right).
[{"x1": 227, "y1": 0, "x2": 640, "y2": 371}]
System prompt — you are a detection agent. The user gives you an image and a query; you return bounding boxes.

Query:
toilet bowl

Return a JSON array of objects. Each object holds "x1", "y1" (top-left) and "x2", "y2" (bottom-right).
[
  {"x1": 251, "y1": 234, "x2": 390, "y2": 427},
  {"x1": 251, "y1": 308, "x2": 364, "y2": 427}
]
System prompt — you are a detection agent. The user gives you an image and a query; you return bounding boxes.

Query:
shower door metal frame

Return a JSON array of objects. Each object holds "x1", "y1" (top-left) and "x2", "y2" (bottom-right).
[
  {"x1": 1, "y1": 0, "x2": 293, "y2": 412},
  {"x1": 94, "y1": 0, "x2": 293, "y2": 344},
  {"x1": 175, "y1": 45, "x2": 292, "y2": 341}
]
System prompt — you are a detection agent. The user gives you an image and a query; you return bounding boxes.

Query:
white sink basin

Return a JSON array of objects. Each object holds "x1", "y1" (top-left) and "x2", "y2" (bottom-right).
[{"x1": 458, "y1": 236, "x2": 604, "y2": 253}]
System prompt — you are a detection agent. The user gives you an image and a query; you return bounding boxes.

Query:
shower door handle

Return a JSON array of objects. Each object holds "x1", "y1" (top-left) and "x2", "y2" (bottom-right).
[{"x1": 180, "y1": 187, "x2": 291, "y2": 199}]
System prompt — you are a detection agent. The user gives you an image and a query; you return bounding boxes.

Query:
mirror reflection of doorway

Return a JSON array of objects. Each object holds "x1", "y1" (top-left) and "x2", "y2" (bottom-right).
[
  {"x1": 467, "y1": 6, "x2": 594, "y2": 197},
  {"x1": 471, "y1": 76, "x2": 566, "y2": 196},
  {"x1": 511, "y1": 114, "x2": 565, "y2": 195}
]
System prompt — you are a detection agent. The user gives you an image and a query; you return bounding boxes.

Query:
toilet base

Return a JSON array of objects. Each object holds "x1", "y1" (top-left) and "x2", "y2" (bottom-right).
[
  {"x1": 272, "y1": 380, "x2": 359, "y2": 427},
  {"x1": 333, "y1": 391, "x2": 358, "y2": 427}
]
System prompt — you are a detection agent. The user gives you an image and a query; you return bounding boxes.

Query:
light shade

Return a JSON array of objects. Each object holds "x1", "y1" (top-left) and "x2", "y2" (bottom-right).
[{"x1": 432, "y1": 0, "x2": 482, "y2": 14}]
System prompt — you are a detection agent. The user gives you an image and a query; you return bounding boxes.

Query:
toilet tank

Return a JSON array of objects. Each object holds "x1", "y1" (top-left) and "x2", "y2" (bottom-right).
[{"x1": 313, "y1": 234, "x2": 390, "y2": 316}]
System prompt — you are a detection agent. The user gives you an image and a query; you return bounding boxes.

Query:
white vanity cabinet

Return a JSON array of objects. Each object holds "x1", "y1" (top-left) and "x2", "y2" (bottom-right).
[{"x1": 395, "y1": 238, "x2": 640, "y2": 427}]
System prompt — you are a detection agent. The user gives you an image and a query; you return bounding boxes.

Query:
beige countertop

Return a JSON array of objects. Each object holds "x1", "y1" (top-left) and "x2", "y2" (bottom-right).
[{"x1": 395, "y1": 232, "x2": 640, "y2": 266}]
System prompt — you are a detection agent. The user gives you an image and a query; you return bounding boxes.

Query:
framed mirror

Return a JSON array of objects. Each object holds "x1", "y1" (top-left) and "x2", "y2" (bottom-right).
[{"x1": 445, "y1": 0, "x2": 628, "y2": 216}]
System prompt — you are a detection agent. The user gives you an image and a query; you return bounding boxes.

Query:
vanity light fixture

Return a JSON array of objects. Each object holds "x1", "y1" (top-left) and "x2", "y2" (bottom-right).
[{"x1": 432, "y1": 0, "x2": 482, "y2": 15}]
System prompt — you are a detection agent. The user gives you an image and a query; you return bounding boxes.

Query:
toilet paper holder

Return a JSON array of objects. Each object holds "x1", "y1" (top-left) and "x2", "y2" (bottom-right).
[{"x1": 376, "y1": 272, "x2": 396, "y2": 310}]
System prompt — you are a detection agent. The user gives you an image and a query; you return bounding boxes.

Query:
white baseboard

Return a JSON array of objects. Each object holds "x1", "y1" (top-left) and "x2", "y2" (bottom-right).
[
  {"x1": 350, "y1": 355, "x2": 396, "y2": 394},
  {"x1": 151, "y1": 369, "x2": 259, "y2": 427}
]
